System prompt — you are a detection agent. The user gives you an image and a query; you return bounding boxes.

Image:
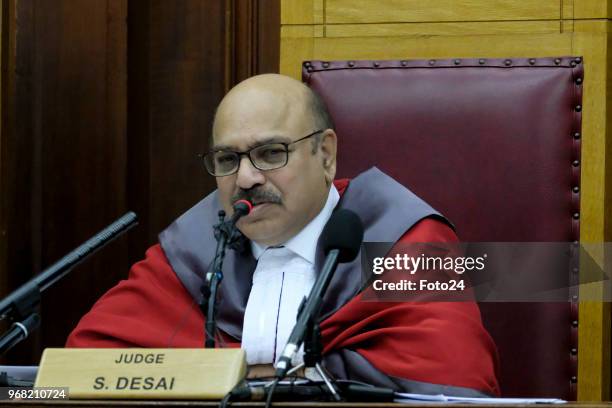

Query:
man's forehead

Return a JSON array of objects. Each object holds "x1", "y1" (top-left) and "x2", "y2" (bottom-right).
[
  {"x1": 212, "y1": 75, "x2": 315, "y2": 147},
  {"x1": 216, "y1": 81, "x2": 305, "y2": 118},
  {"x1": 213, "y1": 105, "x2": 311, "y2": 148}
]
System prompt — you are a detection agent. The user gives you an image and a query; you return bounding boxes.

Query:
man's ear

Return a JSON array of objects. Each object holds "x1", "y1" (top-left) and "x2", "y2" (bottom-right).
[{"x1": 319, "y1": 129, "x2": 337, "y2": 186}]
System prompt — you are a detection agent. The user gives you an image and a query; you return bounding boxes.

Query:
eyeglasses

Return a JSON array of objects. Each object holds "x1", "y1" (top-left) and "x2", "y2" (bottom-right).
[{"x1": 200, "y1": 130, "x2": 325, "y2": 177}]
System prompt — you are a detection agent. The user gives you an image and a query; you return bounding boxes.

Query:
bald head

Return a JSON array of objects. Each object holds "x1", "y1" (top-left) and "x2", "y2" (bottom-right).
[{"x1": 212, "y1": 74, "x2": 333, "y2": 147}]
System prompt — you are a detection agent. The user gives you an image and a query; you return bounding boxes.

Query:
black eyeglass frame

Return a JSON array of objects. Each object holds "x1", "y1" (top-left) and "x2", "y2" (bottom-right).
[{"x1": 199, "y1": 129, "x2": 326, "y2": 177}]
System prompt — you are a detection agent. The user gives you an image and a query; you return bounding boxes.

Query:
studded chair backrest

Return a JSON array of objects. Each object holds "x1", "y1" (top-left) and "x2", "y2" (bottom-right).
[{"x1": 303, "y1": 57, "x2": 582, "y2": 399}]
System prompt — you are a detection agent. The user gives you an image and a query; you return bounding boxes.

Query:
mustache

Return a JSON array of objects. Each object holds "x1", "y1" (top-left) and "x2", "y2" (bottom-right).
[{"x1": 231, "y1": 188, "x2": 282, "y2": 206}]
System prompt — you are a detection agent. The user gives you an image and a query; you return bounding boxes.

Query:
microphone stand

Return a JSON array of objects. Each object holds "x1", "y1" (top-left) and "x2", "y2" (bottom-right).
[
  {"x1": 201, "y1": 206, "x2": 247, "y2": 348},
  {"x1": 274, "y1": 249, "x2": 345, "y2": 401},
  {"x1": 0, "y1": 212, "x2": 138, "y2": 355},
  {"x1": 303, "y1": 313, "x2": 341, "y2": 401}
]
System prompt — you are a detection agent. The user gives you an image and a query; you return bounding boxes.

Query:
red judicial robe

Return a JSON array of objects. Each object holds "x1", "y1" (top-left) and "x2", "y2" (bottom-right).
[{"x1": 66, "y1": 179, "x2": 500, "y2": 396}]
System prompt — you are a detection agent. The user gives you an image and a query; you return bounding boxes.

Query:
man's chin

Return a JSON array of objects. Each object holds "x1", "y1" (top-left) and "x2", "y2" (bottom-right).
[{"x1": 237, "y1": 216, "x2": 285, "y2": 246}]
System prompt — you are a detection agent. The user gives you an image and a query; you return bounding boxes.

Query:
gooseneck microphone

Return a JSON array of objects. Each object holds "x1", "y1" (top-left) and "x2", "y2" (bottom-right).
[
  {"x1": 203, "y1": 199, "x2": 252, "y2": 348},
  {"x1": 275, "y1": 209, "x2": 364, "y2": 379},
  {"x1": 0, "y1": 212, "x2": 138, "y2": 355}
]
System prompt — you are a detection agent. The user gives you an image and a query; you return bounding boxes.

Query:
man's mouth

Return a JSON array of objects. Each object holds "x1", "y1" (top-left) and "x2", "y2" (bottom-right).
[{"x1": 240, "y1": 202, "x2": 275, "y2": 221}]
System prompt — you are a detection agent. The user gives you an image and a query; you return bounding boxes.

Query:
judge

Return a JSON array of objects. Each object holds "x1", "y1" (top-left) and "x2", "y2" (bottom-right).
[{"x1": 67, "y1": 74, "x2": 500, "y2": 397}]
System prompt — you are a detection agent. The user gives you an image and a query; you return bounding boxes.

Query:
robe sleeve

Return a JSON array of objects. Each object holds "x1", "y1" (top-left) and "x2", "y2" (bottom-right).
[
  {"x1": 65, "y1": 245, "x2": 238, "y2": 348},
  {"x1": 319, "y1": 218, "x2": 501, "y2": 397}
]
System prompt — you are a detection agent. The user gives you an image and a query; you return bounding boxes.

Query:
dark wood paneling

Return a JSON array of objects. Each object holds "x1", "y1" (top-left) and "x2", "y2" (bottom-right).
[
  {"x1": 256, "y1": 0, "x2": 280, "y2": 75},
  {"x1": 127, "y1": 0, "x2": 227, "y2": 258},
  {"x1": 1, "y1": 0, "x2": 129, "y2": 363},
  {"x1": 230, "y1": 0, "x2": 280, "y2": 86},
  {"x1": 1, "y1": 0, "x2": 42, "y2": 361},
  {"x1": 0, "y1": 0, "x2": 279, "y2": 364},
  {"x1": 0, "y1": 0, "x2": 24, "y2": 353},
  {"x1": 126, "y1": 0, "x2": 152, "y2": 260}
]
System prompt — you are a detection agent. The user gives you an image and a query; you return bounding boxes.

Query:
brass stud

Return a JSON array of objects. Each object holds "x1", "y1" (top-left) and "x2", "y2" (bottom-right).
[
  {"x1": 573, "y1": 132, "x2": 581, "y2": 139},
  {"x1": 572, "y1": 320, "x2": 578, "y2": 327},
  {"x1": 571, "y1": 376, "x2": 578, "y2": 383},
  {"x1": 401, "y1": 60, "x2": 407, "y2": 66},
  {"x1": 554, "y1": 58, "x2": 561, "y2": 65},
  {"x1": 454, "y1": 59, "x2": 461, "y2": 65},
  {"x1": 348, "y1": 61, "x2": 355, "y2": 67},
  {"x1": 504, "y1": 59, "x2": 512, "y2": 66},
  {"x1": 571, "y1": 348, "x2": 578, "y2": 355},
  {"x1": 575, "y1": 105, "x2": 582, "y2": 112},
  {"x1": 573, "y1": 212, "x2": 580, "y2": 220},
  {"x1": 304, "y1": 61, "x2": 311, "y2": 67},
  {"x1": 571, "y1": 61, "x2": 577, "y2": 67},
  {"x1": 373, "y1": 61, "x2": 380, "y2": 67},
  {"x1": 429, "y1": 59, "x2": 436, "y2": 65},
  {"x1": 322, "y1": 61, "x2": 330, "y2": 68},
  {"x1": 479, "y1": 59, "x2": 486, "y2": 65},
  {"x1": 575, "y1": 77, "x2": 583, "y2": 85},
  {"x1": 529, "y1": 59, "x2": 536, "y2": 65},
  {"x1": 572, "y1": 160, "x2": 580, "y2": 167},
  {"x1": 573, "y1": 186, "x2": 580, "y2": 193},
  {"x1": 574, "y1": 57, "x2": 582, "y2": 64}
]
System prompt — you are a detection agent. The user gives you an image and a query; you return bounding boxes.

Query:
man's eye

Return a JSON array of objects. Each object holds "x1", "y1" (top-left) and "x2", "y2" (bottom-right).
[
  {"x1": 216, "y1": 153, "x2": 236, "y2": 164},
  {"x1": 260, "y1": 147, "x2": 285, "y2": 159}
]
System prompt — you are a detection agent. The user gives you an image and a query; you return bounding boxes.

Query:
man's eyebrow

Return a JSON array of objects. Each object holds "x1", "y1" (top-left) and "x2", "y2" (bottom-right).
[{"x1": 212, "y1": 135, "x2": 293, "y2": 151}]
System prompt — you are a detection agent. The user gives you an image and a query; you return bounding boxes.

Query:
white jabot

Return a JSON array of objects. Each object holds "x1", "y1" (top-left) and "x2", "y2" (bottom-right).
[{"x1": 241, "y1": 185, "x2": 340, "y2": 366}]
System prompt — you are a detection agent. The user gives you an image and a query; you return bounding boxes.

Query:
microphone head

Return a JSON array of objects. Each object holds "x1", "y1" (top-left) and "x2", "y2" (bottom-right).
[
  {"x1": 233, "y1": 199, "x2": 253, "y2": 217},
  {"x1": 321, "y1": 209, "x2": 364, "y2": 263}
]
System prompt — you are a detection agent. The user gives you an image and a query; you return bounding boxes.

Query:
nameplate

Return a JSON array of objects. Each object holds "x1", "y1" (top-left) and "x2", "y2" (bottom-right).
[{"x1": 35, "y1": 348, "x2": 246, "y2": 399}]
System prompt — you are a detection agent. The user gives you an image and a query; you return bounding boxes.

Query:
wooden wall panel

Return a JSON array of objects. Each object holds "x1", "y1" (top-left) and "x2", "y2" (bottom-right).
[
  {"x1": 571, "y1": 21, "x2": 612, "y2": 401},
  {"x1": 38, "y1": 0, "x2": 129, "y2": 351},
  {"x1": 228, "y1": 1, "x2": 281, "y2": 92},
  {"x1": 255, "y1": 0, "x2": 281, "y2": 75},
  {"x1": 325, "y1": 0, "x2": 561, "y2": 23},
  {"x1": 324, "y1": 21, "x2": 562, "y2": 37},
  {"x1": 312, "y1": 32, "x2": 572, "y2": 59},
  {"x1": 574, "y1": 0, "x2": 611, "y2": 19},
  {"x1": 281, "y1": 0, "x2": 323, "y2": 25},
  {"x1": 280, "y1": 0, "x2": 611, "y2": 401},
  {"x1": 0, "y1": 0, "x2": 279, "y2": 364},
  {"x1": 0, "y1": 0, "x2": 129, "y2": 363},
  {"x1": 127, "y1": 0, "x2": 226, "y2": 258},
  {"x1": 0, "y1": 0, "x2": 7, "y2": 317}
]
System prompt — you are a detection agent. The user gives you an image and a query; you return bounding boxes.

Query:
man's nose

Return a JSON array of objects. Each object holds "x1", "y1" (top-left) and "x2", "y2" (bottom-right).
[{"x1": 236, "y1": 155, "x2": 265, "y2": 190}]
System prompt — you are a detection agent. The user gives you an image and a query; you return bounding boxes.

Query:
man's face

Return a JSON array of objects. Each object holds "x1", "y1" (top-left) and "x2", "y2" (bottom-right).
[{"x1": 212, "y1": 85, "x2": 335, "y2": 246}]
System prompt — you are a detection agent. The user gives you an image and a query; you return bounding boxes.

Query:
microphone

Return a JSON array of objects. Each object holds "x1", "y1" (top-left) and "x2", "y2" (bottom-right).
[
  {"x1": 203, "y1": 199, "x2": 252, "y2": 348},
  {"x1": 230, "y1": 199, "x2": 253, "y2": 224},
  {"x1": 275, "y1": 209, "x2": 364, "y2": 378},
  {"x1": 0, "y1": 212, "x2": 138, "y2": 319},
  {"x1": 320, "y1": 209, "x2": 363, "y2": 263},
  {"x1": 0, "y1": 212, "x2": 138, "y2": 354}
]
